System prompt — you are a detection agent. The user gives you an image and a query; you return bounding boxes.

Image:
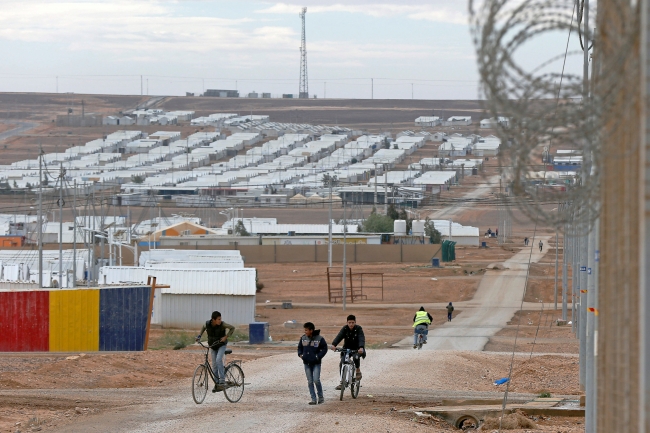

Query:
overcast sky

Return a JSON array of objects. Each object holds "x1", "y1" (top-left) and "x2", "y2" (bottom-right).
[{"x1": 0, "y1": 0, "x2": 584, "y2": 99}]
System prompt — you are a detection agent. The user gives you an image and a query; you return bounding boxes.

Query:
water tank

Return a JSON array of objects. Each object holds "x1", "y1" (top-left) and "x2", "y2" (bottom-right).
[
  {"x1": 412, "y1": 220, "x2": 426, "y2": 236},
  {"x1": 394, "y1": 220, "x2": 407, "y2": 236}
]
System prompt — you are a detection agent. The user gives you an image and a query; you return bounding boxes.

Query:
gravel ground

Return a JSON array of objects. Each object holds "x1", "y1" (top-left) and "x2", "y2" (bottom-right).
[{"x1": 0, "y1": 350, "x2": 580, "y2": 433}]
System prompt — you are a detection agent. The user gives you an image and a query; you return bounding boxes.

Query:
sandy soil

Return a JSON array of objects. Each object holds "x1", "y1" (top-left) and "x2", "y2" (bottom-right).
[
  {"x1": 0, "y1": 350, "x2": 582, "y2": 433},
  {"x1": 256, "y1": 261, "x2": 482, "y2": 305}
]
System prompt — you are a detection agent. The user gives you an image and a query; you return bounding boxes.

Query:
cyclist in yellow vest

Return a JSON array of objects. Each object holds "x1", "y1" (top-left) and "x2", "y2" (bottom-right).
[{"x1": 412, "y1": 306, "x2": 433, "y2": 348}]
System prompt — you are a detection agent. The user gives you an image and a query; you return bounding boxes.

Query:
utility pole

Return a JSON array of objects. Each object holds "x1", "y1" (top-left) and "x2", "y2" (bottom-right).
[
  {"x1": 562, "y1": 208, "x2": 568, "y2": 321},
  {"x1": 56, "y1": 76, "x2": 58, "y2": 93},
  {"x1": 373, "y1": 163, "x2": 378, "y2": 208},
  {"x1": 382, "y1": 165, "x2": 388, "y2": 215},
  {"x1": 328, "y1": 180, "x2": 333, "y2": 267},
  {"x1": 37, "y1": 142, "x2": 43, "y2": 289},
  {"x1": 555, "y1": 227, "x2": 559, "y2": 311},
  {"x1": 324, "y1": 82, "x2": 326, "y2": 99},
  {"x1": 371, "y1": 78, "x2": 374, "y2": 99},
  {"x1": 72, "y1": 179, "x2": 77, "y2": 288},
  {"x1": 58, "y1": 162, "x2": 63, "y2": 288},
  {"x1": 140, "y1": 75, "x2": 143, "y2": 96},
  {"x1": 342, "y1": 198, "x2": 347, "y2": 311},
  {"x1": 411, "y1": 83, "x2": 414, "y2": 99}
]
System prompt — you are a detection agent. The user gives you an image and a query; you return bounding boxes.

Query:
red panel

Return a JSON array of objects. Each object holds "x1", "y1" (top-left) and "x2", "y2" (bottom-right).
[{"x1": 0, "y1": 291, "x2": 49, "y2": 351}]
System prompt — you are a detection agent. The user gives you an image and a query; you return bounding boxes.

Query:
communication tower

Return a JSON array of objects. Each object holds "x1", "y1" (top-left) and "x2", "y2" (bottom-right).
[{"x1": 298, "y1": 7, "x2": 309, "y2": 99}]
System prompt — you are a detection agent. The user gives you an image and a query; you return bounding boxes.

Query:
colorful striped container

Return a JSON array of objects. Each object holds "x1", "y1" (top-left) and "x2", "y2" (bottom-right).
[{"x1": 0, "y1": 285, "x2": 153, "y2": 352}]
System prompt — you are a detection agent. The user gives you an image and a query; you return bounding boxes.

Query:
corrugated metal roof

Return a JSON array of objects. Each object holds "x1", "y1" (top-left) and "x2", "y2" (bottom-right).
[
  {"x1": 99, "y1": 267, "x2": 256, "y2": 295},
  {"x1": 145, "y1": 260, "x2": 244, "y2": 269}
]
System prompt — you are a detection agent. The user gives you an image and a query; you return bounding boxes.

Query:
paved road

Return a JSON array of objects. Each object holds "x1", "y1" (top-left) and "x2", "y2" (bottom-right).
[
  {"x1": 0, "y1": 120, "x2": 37, "y2": 141},
  {"x1": 397, "y1": 238, "x2": 550, "y2": 350}
]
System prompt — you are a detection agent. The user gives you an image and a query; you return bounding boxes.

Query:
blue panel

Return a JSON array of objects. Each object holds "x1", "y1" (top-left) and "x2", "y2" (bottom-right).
[
  {"x1": 99, "y1": 286, "x2": 151, "y2": 351},
  {"x1": 249, "y1": 322, "x2": 269, "y2": 344}
]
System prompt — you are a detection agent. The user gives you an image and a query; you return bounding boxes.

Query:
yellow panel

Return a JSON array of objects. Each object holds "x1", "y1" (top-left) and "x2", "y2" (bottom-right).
[{"x1": 49, "y1": 289, "x2": 100, "y2": 352}]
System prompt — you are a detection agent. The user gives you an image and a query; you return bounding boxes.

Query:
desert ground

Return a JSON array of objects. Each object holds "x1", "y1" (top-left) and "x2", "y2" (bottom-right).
[{"x1": 0, "y1": 94, "x2": 580, "y2": 432}]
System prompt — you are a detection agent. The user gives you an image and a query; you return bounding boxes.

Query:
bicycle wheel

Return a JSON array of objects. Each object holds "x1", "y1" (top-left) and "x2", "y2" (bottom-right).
[
  {"x1": 192, "y1": 364, "x2": 209, "y2": 404},
  {"x1": 418, "y1": 335, "x2": 423, "y2": 350},
  {"x1": 350, "y1": 377, "x2": 360, "y2": 399},
  {"x1": 339, "y1": 365, "x2": 349, "y2": 401},
  {"x1": 223, "y1": 364, "x2": 245, "y2": 403}
]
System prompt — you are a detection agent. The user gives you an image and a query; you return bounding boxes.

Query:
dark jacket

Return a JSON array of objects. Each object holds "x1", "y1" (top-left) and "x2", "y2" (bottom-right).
[
  {"x1": 446, "y1": 305, "x2": 454, "y2": 313},
  {"x1": 332, "y1": 325, "x2": 366, "y2": 357},
  {"x1": 200, "y1": 320, "x2": 236, "y2": 347},
  {"x1": 298, "y1": 330, "x2": 328, "y2": 365}
]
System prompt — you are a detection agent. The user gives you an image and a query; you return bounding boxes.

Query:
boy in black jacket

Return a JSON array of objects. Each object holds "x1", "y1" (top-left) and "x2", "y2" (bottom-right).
[
  {"x1": 330, "y1": 314, "x2": 365, "y2": 389},
  {"x1": 298, "y1": 322, "x2": 328, "y2": 405}
]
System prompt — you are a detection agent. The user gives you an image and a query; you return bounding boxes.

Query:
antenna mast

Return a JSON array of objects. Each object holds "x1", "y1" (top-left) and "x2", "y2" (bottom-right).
[{"x1": 299, "y1": 7, "x2": 308, "y2": 99}]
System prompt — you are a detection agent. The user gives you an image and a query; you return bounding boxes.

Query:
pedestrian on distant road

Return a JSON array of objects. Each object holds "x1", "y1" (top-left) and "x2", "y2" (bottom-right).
[
  {"x1": 298, "y1": 322, "x2": 328, "y2": 405},
  {"x1": 495, "y1": 228, "x2": 499, "y2": 237},
  {"x1": 539, "y1": 240, "x2": 543, "y2": 252},
  {"x1": 524, "y1": 237, "x2": 529, "y2": 246},
  {"x1": 487, "y1": 228, "x2": 492, "y2": 235},
  {"x1": 446, "y1": 302, "x2": 454, "y2": 322}
]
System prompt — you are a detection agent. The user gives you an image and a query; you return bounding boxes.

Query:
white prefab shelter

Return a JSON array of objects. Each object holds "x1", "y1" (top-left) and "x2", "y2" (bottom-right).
[
  {"x1": 99, "y1": 267, "x2": 256, "y2": 326},
  {"x1": 415, "y1": 116, "x2": 441, "y2": 127}
]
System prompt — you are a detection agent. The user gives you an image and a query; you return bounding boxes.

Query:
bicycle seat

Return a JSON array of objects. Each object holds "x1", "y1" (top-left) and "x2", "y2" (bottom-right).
[{"x1": 225, "y1": 348, "x2": 233, "y2": 355}]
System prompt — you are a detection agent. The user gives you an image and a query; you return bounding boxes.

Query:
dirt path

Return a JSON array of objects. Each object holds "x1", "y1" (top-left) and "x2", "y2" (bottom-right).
[
  {"x1": 397, "y1": 238, "x2": 551, "y2": 350},
  {"x1": 428, "y1": 174, "x2": 501, "y2": 220},
  {"x1": 37, "y1": 351, "x2": 576, "y2": 433},
  {"x1": 0, "y1": 120, "x2": 37, "y2": 141}
]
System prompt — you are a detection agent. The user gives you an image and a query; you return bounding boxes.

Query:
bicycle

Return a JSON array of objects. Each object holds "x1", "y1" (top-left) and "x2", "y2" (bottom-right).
[
  {"x1": 192, "y1": 341, "x2": 245, "y2": 404},
  {"x1": 414, "y1": 327, "x2": 428, "y2": 350},
  {"x1": 335, "y1": 348, "x2": 360, "y2": 401}
]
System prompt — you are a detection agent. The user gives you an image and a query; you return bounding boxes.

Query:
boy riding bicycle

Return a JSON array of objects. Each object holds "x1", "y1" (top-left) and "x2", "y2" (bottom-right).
[
  {"x1": 330, "y1": 315, "x2": 365, "y2": 390},
  {"x1": 196, "y1": 311, "x2": 235, "y2": 392}
]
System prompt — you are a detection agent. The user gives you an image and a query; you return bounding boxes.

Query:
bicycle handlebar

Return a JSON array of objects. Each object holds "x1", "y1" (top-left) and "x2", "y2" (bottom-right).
[
  {"x1": 335, "y1": 348, "x2": 360, "y2": 354},
  {"x1": 197, "y1": 340, "x2": 224, "y2": 350}
]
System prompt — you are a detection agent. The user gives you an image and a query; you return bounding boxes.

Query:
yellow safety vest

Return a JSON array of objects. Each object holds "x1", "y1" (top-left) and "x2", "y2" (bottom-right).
[{"x1": 413, "y1": 311, "x2": 431, "y2": 327}]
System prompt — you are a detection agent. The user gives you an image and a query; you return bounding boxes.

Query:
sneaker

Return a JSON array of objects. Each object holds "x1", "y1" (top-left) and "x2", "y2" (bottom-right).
[
  {"x1": 309, "y1": 400, "x2": 317, "y2": 405},
  {"x1": 356, "y1": 370, "x2": 362, "y2": 380},
  {"x1": 423, "y1": 340, "x2": 427, "y2": 344},
  {"x1": 318, "y1": 397, "x2": 325, "y2": 404},
  {"x1": 413, "y1": 344, "x2": 417, "y2": 349},
  {"x1": 215, "y1": 383, "x2": 225, "y2": 391},
  {"x1": 335, "y1": 385, "x2": 342, "y2": 390},
  {"x1": 212, "y1": 385, "x2": 218, "y2": 393}
]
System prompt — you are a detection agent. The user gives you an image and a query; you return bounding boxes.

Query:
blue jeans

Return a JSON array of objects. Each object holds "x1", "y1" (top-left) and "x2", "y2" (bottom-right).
[
  {"x1": 210, "y1": 345, "x2": 227, "y2": 384},
  {"x1": 414, "y1": 324, "x2": 428, "y2": 345},
  {"x1": 304, "y1": 363, "x2": 323, "y2": 401}
]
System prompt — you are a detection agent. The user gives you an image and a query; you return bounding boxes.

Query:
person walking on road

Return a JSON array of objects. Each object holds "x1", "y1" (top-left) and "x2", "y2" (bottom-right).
[
  {"x1": 413, "y1": 306, "x2": 433, "y2": 348},
  {"x1": 196, "y1": 311, "x2": 235, "y2": 392},
  {"x1": 331, "y1": 315, "x2": 365, "y2": 389},
  {"x1": 539, "y1": 240, "x2": 543, "y2": 252},
  {"x1": 446, "y1": 302, "x2": 454, "y2": 322},
  {"x1": 298, "y1": 322, "x2": 328, "y2": 405},
  {"x1": 524, "y1": 237, "x2": 529, "y2": 246}
]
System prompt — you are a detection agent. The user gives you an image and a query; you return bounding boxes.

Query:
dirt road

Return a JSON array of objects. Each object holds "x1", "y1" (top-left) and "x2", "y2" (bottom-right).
[
  {"x1": 398, "y1": 238, "x2": 551, "y2": 351},
  {"x1": 0, "y1": 120, "x2": 37, "y2": 141},
  {"x1": 428, "y1": 175, "x2": 501, "y2": 220},
  {"x1": 37, "y1": 350, "x2": 575, "y2": 433}
]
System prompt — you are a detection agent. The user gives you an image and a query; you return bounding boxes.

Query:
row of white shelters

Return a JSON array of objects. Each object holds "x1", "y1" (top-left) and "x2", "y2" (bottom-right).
[
  {"x1": 415, "y1": 116, "x2": 442, "y2": 127},
  {"x1": 405, "y1": 220, "x2": 479, "y2": 246},
  {"x1": 479, "y1": 117, "x2": 510, "y2": 129}
]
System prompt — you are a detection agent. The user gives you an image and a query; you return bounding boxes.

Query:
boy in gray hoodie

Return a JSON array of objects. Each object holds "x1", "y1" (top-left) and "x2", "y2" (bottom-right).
[{"x1": 298, "y1": 322, "x2": 328, "y2": 404}]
